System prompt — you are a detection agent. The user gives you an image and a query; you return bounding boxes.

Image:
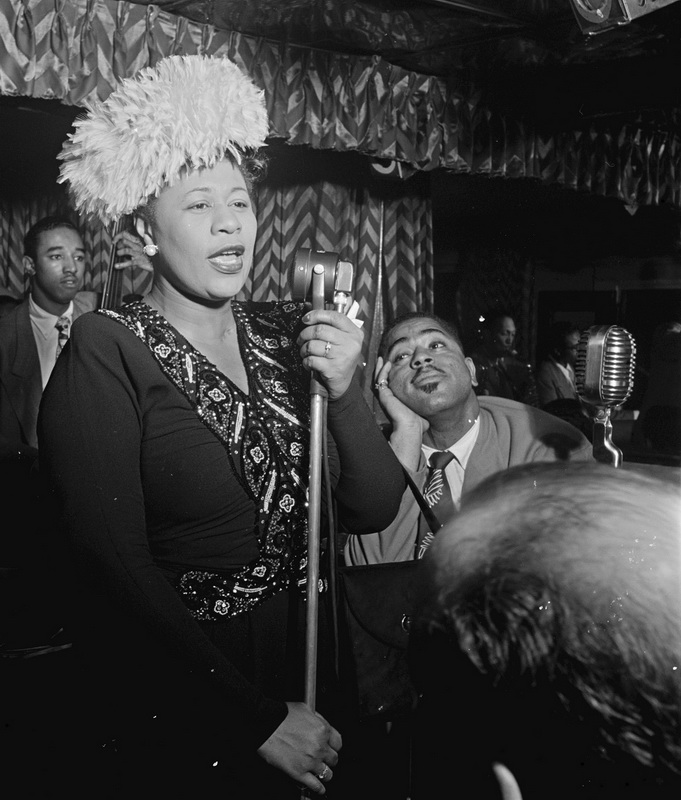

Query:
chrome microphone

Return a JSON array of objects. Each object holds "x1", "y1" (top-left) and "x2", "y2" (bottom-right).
[
  {"x1": 291, "y1": 247, "x2": 354, "y2": 312},
  {"x1": 290, "y1": 248, "x2": 355, "y2": 398},
  {"x1": 574, "y1": 324, "x2": 636, "y2": 467}
]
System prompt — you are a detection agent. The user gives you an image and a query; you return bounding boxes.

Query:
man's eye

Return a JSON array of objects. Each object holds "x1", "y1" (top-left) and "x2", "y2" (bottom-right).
[
  {"x1": 429, "y1": 341, "x2": 445, "y2": 350},
  {"x1": 393, "y1": 352, "x2": 410, "y2": 363}
]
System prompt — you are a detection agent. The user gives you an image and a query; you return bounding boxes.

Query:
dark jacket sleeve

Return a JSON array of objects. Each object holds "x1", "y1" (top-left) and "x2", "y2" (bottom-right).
[{"x1": 326, "y1": 377, "x2": 406, "y2": 534}]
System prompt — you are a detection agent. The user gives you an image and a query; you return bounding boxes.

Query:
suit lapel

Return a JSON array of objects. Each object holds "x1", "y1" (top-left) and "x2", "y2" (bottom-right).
[{"x1": 3, "y1": 302, "x2": 42, "y2": 447}]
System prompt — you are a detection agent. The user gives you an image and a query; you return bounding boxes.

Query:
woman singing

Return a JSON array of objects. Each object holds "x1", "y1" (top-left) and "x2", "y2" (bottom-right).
[{"x1": 38, "y1": 55, "x2": 405, "y2": 799}]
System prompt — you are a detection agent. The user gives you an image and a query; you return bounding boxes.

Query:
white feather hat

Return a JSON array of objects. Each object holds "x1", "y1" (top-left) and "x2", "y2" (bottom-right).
[{"x1": 58, "y1": 55, "x2": 269, "y2": 226}]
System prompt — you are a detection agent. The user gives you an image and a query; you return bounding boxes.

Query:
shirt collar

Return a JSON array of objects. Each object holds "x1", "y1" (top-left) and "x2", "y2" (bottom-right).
[
  {"x1": 29, "y1": 294, "x2": 74, "y2": 339},
  {"x1": 422, "y1": 415, "x2": 480, "y2": 470}
]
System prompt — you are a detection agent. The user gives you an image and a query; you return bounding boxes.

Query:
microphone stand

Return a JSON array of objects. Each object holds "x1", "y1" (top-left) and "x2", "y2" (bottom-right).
[
  {"x1": 301, "y1": 268, "x2": 352, "y2": 800},
  {"x1": 303, "y1": 267, "x2": 352, "y2": 711},
  {"x1": 585, "y1": 405, "x2": 623, "y2": 468},
  {"x1": 303, "y1": 266, "x2": 327, "y2": 711},
  {"x1": 292, "y1": 249, "x2": 352, "y2": 800}
]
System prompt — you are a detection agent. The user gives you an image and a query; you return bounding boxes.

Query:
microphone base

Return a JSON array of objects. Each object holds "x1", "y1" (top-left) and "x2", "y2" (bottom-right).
[{"x1": 592, "y1": 414, "x2": 623, "y2": 468}]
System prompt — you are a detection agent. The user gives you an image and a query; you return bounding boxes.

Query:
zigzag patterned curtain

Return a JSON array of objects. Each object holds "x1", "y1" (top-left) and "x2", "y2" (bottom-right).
[
  {"x1": 0, "y1": 170, "x2": 433, "y2": 401},
  {"x1": 1, "y1": 0, "x2": 678, "y2": 384},
  {"x1": 0, "y1": 0, "x2": 435, "y2": 372},
  {"x1": 244, "y1": 175, "x2": 433, "y2": 397},
  {"x1": 1, "y1": 0, "x2": 680, "y2": 205}
]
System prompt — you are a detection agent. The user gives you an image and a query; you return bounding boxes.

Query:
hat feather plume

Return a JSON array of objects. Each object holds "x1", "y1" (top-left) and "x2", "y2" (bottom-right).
[{"x1": 58, "y1": 55, "x2": 269, "y2": 226}]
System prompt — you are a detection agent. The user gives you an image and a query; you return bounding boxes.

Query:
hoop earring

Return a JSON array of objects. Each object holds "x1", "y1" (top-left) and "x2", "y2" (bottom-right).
[{"x1": 143, "y1": 243, "x2": 159, "y2": 257}]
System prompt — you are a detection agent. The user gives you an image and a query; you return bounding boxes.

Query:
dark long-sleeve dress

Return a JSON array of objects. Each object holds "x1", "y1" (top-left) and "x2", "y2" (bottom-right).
[{"x1": 37, "y1": 300, "x2": 405, "y2": 798}]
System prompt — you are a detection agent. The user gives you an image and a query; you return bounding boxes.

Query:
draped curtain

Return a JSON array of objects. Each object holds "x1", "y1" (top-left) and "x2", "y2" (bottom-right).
[
  {"x1": 1, "y1": 0, "x2": 679, "y2": 394},
  {"x1": 0, "y1": 0, "x2": 436, "y2": 396},
  {"x1": 0, "y1": 0, "x2": 679, "y2": 206}
]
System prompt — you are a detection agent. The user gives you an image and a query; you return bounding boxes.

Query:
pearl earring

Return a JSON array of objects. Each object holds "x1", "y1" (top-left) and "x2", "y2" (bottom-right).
[{"x1": 143, "y1": 243, "x2": 159, "y2": 257}]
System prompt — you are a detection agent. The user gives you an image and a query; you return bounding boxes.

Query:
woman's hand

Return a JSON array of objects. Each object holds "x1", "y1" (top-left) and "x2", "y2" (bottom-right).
[
  {"x1": 298, "y1": 308, "x2": 364, "y2": 400},
  {"x1": 373, "y1": 357, "x2": 429, "y2": 471},
  {"x1": 113, "y1": 230, "x2": 153, "y2": 272},
  {"x1": 256, "y1": 701, "x2": 342, "y2": 795}
]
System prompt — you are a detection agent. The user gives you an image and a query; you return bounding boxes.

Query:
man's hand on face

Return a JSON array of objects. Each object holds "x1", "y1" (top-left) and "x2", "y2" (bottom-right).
[
  {"x1": 374, "y1": 358, "x2": 429, "y2": 431},
  {"x1": 373, "y1": 357, "x2": 429, "y2": 471}
]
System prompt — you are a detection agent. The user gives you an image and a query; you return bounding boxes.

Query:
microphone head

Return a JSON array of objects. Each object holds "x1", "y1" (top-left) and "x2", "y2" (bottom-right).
[
  {"x1": 575, "y1": 325, "x2": 637, "y2": 407},
  {"x1": 290, "y1": 248, "x2": 336, "y2": 303}
]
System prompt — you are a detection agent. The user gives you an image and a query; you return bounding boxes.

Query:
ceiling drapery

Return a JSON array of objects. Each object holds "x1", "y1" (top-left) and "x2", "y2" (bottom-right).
[{"x1": 0, "y1": 0, "x2": 680, "y2": 207}]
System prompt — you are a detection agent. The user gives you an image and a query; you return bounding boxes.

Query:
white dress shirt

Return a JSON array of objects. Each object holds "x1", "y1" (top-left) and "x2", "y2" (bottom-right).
[
  {"x1": 421, "y1": 415, "x2": 481, "y2": 511},
  {"x1": 29, "y1": 295, "x2": 74, "y2": 389}
]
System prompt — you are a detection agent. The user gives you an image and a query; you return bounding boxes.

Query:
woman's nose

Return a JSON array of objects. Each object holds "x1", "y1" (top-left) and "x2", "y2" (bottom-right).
[{"x1": 213, "y1": 206, "x2": 241, "y2": 234}]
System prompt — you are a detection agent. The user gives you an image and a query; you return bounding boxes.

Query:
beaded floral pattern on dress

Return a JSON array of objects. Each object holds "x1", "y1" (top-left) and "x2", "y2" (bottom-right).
[{"x1": 99, "y1": 300, "x2": 313, "y2": 620}]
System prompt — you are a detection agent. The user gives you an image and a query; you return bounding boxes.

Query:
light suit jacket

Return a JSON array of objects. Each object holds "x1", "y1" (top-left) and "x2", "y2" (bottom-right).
[{"x1": 344, "y1": 396, "x2": 593, "y2": 565}]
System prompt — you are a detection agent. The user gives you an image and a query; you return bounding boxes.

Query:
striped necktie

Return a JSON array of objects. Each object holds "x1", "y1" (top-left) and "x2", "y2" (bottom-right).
[
  {"x1": 55, "y1": 315, "x2": 71, "y2": 361},
  {"x1": 418, "y1": 450, "x2": 457, "y2": 558},
  {"x1": 424, "y1": 450, "x2": 457, "y2": 525}
]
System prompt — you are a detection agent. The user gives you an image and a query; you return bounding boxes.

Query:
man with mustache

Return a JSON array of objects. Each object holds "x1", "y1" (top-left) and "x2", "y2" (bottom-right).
[{"x1": 345, "y1": 312, "x2": 593, "y2": 565}]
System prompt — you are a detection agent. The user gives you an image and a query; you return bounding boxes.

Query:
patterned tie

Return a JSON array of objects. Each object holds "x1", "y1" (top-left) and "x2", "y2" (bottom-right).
[
  {"x1": 418, "y1": 450, "x2": 457, "y2": 558},
  {"x1": 55, "y1": 315, "x2": 71, "y2": 361}
]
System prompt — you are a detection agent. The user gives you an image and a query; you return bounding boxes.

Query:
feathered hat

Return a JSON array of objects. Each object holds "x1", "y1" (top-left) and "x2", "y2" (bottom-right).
[{"x1": 58, "y1": 55, "x2": 269, "y2": 226}]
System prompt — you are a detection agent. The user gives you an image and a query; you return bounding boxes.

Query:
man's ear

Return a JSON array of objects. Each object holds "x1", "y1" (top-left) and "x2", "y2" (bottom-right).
[
  {"x1": 23, "y1": 256, "x2": 35, "y2": 277},
  {"x1": 492, "y1": 762, "x2": 523, "y2": 800},
  {"x1": 465, "y1": 356, "x2": 478, "y2": 388}
]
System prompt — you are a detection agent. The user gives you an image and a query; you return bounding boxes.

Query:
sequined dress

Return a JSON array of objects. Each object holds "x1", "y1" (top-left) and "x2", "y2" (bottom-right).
[{"x1": 37, "y1": 299, "x2": 405, "y2": 796}]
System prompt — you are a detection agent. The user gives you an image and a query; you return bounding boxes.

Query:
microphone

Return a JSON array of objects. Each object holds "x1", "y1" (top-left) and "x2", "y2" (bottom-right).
[
  {"x1": 574, "y1": 324, "x2": 637, "y2": 467},
  {"x1": 290, "y1": 248, "x2": 354, "y2": 313},
  {"x1": 290, "y1": 248, "x2": 356, "y2": 399}
]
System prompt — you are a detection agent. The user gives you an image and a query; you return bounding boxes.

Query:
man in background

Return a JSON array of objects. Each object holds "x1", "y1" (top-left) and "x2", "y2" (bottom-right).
[
  {"x1": 0, "y1": 216, "x2": 91, "y2": 460},
  {"x1": 535, "y1": 320, "x2": 580, "y2": 408},
  {"x1": 534, "y1": 320, "x2": 593, "y2": 440},
  {"x1": 469, "y1": 310, "x2": 538, "y2": 406},
  {"x1": 0, "y1": 218, "x2": 152, "y2": 461},
  {"x1": 410, "y1": 461, "x2": 681, "y2": 799}
]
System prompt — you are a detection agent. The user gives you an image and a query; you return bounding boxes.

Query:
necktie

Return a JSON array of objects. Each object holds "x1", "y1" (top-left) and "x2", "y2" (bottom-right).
[
  {"x1": 424, "y1": 450, "x2": 457, "y2": 524},
  {"x1": 55, "y1": 315, "x2": 71, "y2": 361},
  {"x1": 418, "y1": 450, "x2": 457, "y2": 558}
]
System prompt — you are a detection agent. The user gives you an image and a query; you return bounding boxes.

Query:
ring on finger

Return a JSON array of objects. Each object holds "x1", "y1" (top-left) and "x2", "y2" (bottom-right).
[
  {"x1": 317, "y1": 764, "x2": 331, "y2": 782},
  {"x1": 374, "y1": 379, "x2": 388, "y2": 390},
  {"x1": 323, "y1": 341, "x2": 331, "y2": 358}
]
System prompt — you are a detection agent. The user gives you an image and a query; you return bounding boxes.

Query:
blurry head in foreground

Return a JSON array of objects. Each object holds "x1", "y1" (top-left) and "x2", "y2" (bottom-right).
[{"x1": 412, "y1": 461, "x2": 681, "y2": 800}]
